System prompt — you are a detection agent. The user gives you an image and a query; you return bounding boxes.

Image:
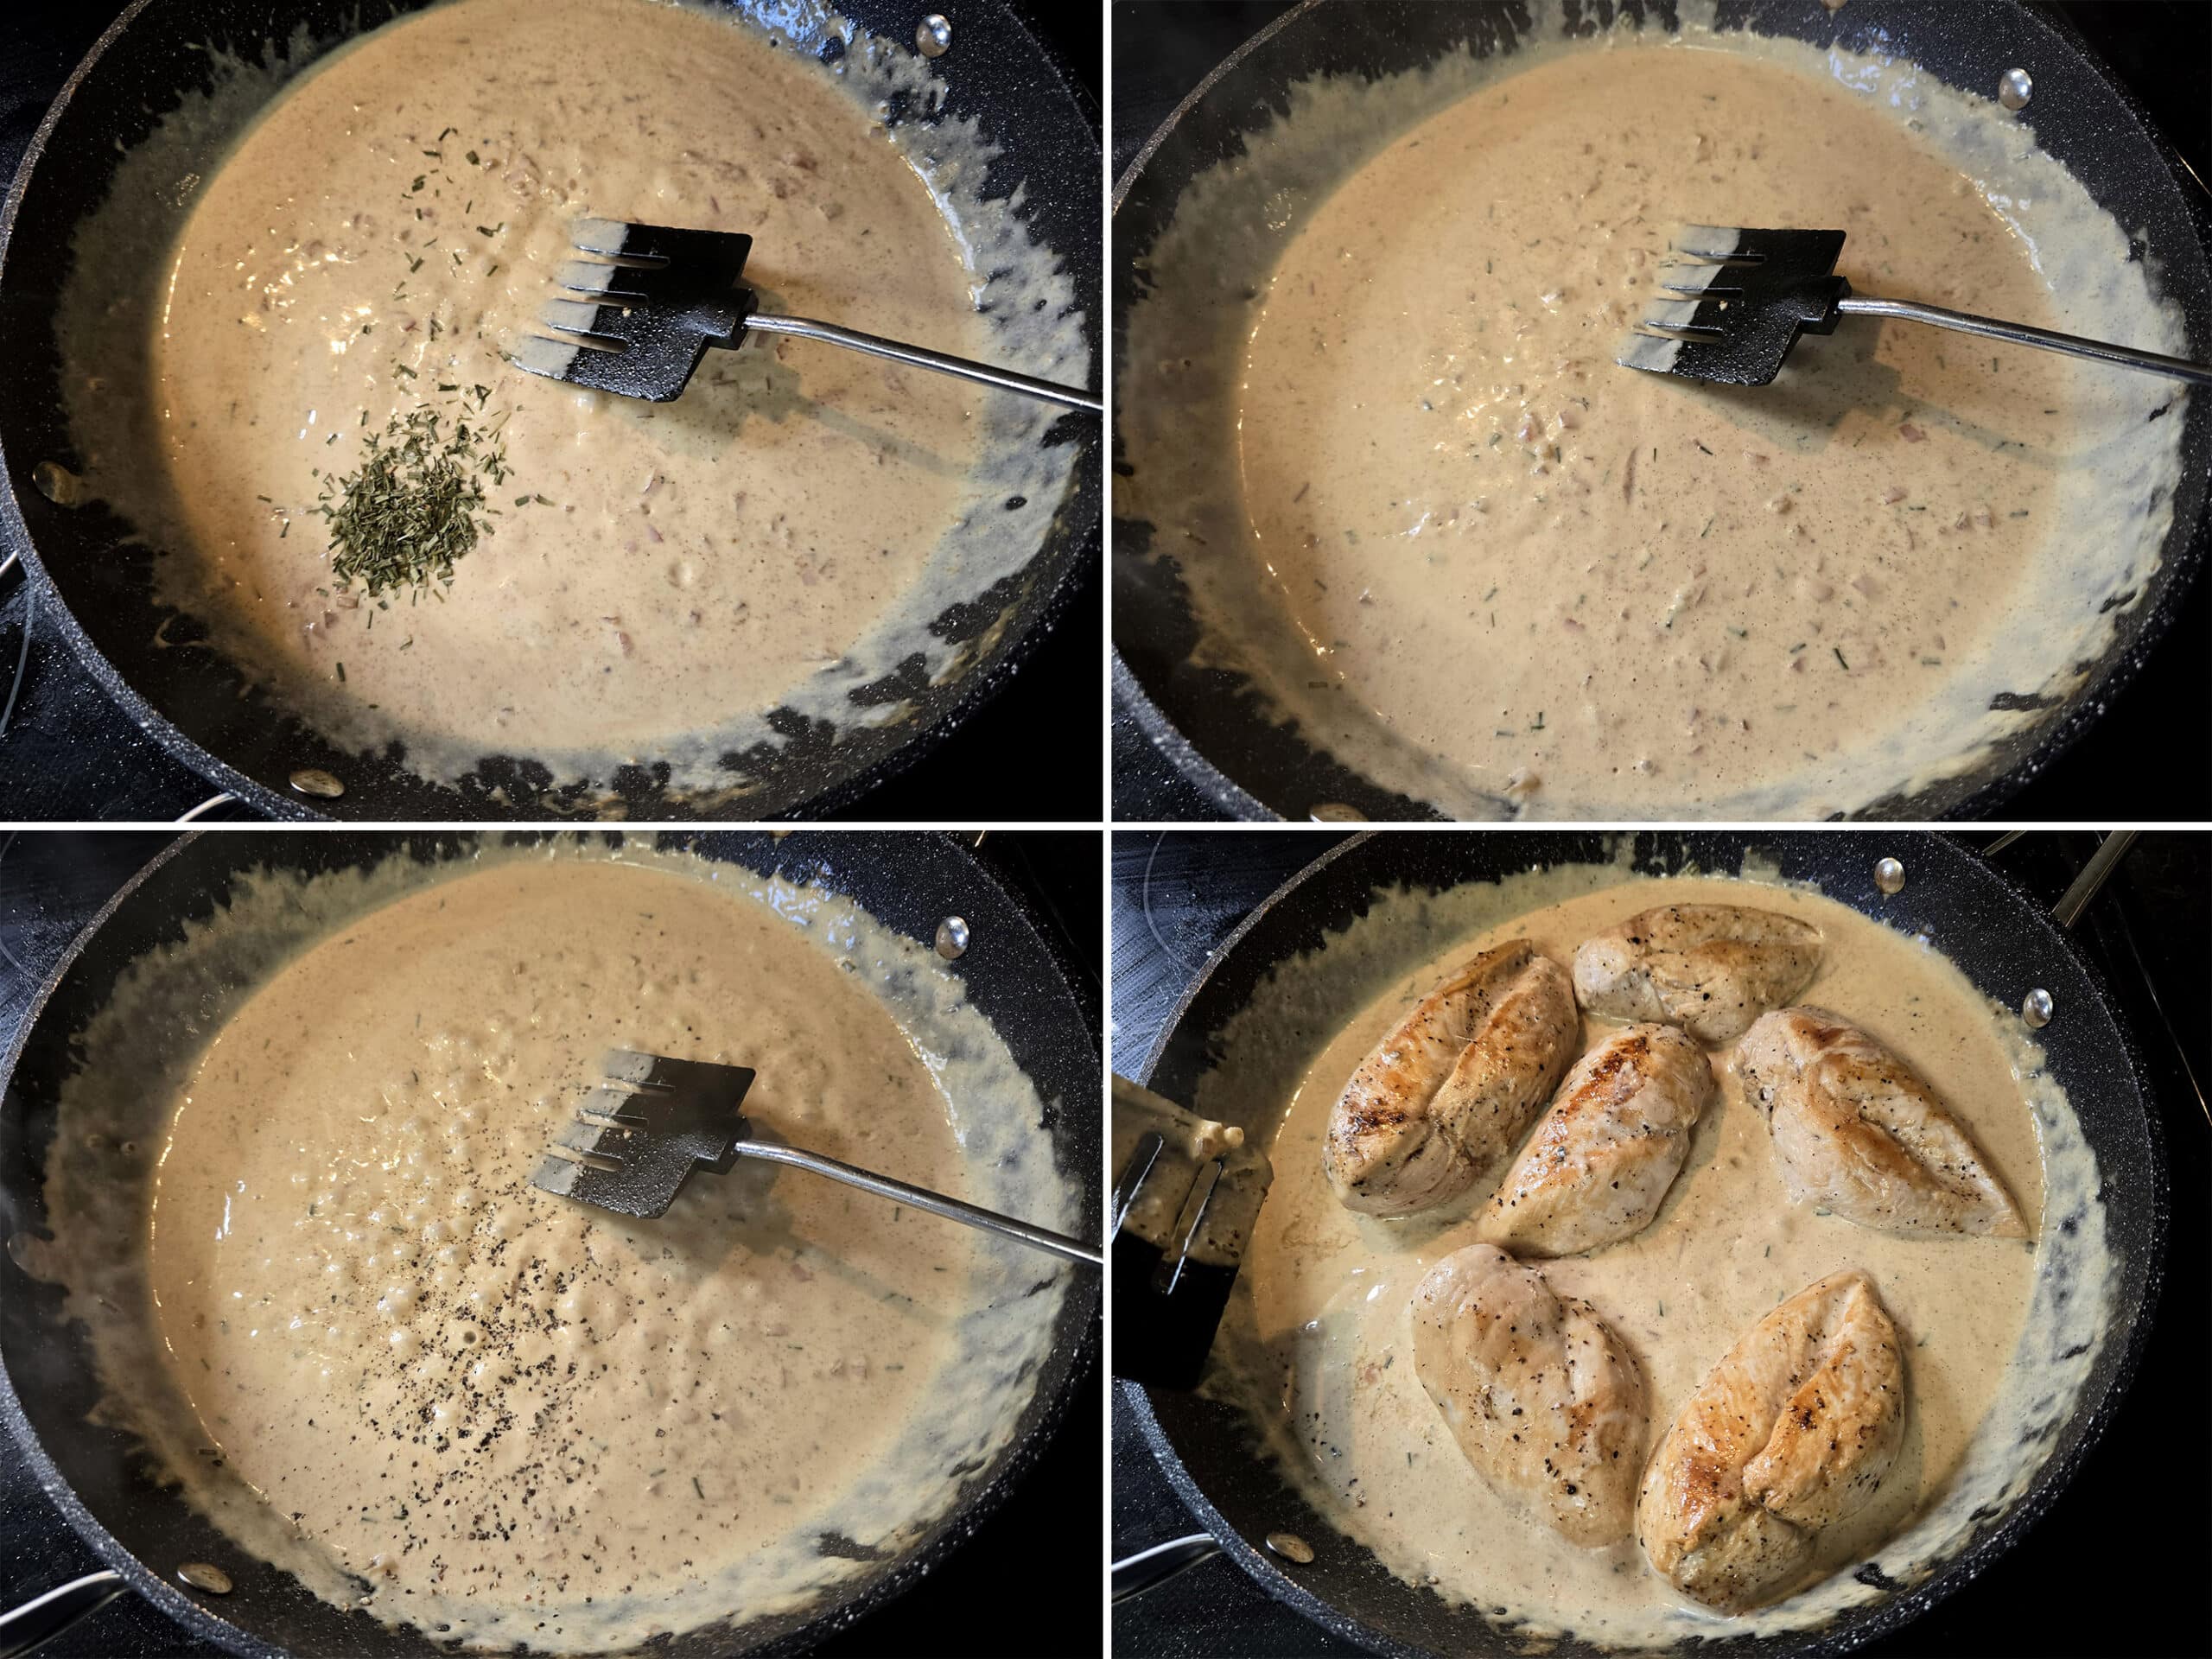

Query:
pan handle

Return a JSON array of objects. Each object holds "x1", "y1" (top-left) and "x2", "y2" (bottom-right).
[
  {"x1": 2050, "y1": 831, "x2": 2138, "y2": 929},
  {"x1": 1980, "y1": 830, "x2": 2138, "y2": 928},
  {"x1": 0, "y1": 1570, "x2": 126, "y2": 1659},
  {"x1": 1111, "y1": 1532, "x2": 1222, "y2": 1602}
]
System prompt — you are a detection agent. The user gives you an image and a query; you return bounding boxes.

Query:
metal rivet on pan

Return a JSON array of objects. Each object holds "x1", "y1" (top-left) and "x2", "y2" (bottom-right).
[
  {"x1": 1266, "y1": 1531, "x2": 1315, "y2": 1564},
  {"x1": 1310, "y1": 803, "x2": 1367, "y2": 823},
  {"x1": 1873, "y1": 856, "x2": 1904, "y2": 895},
  {"x1": 1999, "y1": 68, "x2": 2032, "y2": 111},
  {"x1": 30, "y1": 460, "x2": 84, "y2": 506},
  {"x1": 289, "y1": 768, "x2": 345, "y2": 799},
  {"x1": 935, "y1": 916, "x2": 969, "y2": 959},
  {"x1": 176, "y1": 1562, "x2": 232, "y2": 1594},
  {"x1": 915, "y1": 14, "x2": 951, "y2": 56},
  {"x1": 2022, "y1": 988, "x2": 2053, "y2": 1028}
]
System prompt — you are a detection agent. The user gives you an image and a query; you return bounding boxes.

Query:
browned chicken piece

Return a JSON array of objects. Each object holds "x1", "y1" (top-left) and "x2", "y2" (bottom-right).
[
  {"x1": 1412, "y1": 1243, "x2": 1647, "y2": 1546},
  {"x1": 1323, "y1": 942, "x2": 1579, "y2": 1216},
  {"x1": 1573, "y1": 905, "x2": 1823, "y2": 1046},
  {"x1": 1475, "y1": 1024, "x2": 1715, "y2": 1257},
  {"x1": 1736, "y1": 1007, "x2": 2028, "y2": 1237},
  {"x1": 1637, "y1": 1269, "x2": 1905, "y2": 1611}
]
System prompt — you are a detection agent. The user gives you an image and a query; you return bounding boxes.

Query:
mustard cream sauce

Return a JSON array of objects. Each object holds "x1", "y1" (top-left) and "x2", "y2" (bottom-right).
[
  {"x1": 1121, "y1": 5, "x2": 2186, "y2": 819},
  {"x1": 31, "y1": 842, "x2": 1078, "y2": 1652},
  {"x1": 59, "y1": 0, "x2": 1084, "y2": 795},
  {"x1": 1182, "y1": 854, "x2": 2114, "y2": 1646}
]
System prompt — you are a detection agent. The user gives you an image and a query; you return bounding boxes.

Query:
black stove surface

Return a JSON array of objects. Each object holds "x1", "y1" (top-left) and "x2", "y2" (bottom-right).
[
  {"x1": 1110, "y1": 829, "x2": 2212, "y2": 1658},
  {"x1": 1109, "y1": 1, "x2": 2212, "y2": 823},
  {"x1": 0, "y1": 830, "x2": 1101, "y2": 1658},
  {"x1": 0, "y1": 0, "x2": 1101, "y2": 823}
]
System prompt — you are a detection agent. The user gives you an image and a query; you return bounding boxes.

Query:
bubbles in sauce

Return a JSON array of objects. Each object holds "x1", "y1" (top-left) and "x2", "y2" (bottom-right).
[{"x1": 30, "y1": 841, "x2": 1077, "y2": 1652}]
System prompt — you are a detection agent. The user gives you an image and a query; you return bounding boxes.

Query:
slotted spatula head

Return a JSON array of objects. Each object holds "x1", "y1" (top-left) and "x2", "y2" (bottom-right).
[
  {"x1": 530, "y1": 1048, "x2": 755, "y2": 1217},
  {"x1": 1615, "y1": 225, "x2": 1852, "y2": 385},
  {"x1": 512, "y1": 219, "x2": 757, "y2": 402}
]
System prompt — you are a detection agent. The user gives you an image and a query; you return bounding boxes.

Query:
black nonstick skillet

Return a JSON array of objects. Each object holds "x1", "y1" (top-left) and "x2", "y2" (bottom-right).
[
  {"x1": 0, "y1": 830, "x2": 1102, "y2": 1656},
  {"x1": 0, "y1": 0, "x2": 1101, "y2": 820},
  {"x1": 1112, "y1": 0, "x2": 2212, "y2": 821},
  {"x1": 1116, "y1": 830, "x2": 2170, "y2": 1656}
]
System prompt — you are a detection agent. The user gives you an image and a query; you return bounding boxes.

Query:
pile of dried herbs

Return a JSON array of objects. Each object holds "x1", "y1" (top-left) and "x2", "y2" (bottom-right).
[{"x1": 313, "y1": 391, "x2": 510, "y2": 599}]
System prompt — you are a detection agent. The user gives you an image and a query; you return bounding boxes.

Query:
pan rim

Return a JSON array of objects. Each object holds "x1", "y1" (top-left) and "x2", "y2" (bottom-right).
[
  {"x1": 0, "y1": 828, "x2": 1102, "y2": 1657},
  {"x1": 1117, "y1": 828, "x2": 2171, "y2": 1658},
  {"x1": 1107, "y1": 0, "x2": 2212, "y2": 823},
  {"x1": 0, "y1": 0, "x2": 1102, "y2": 823}
]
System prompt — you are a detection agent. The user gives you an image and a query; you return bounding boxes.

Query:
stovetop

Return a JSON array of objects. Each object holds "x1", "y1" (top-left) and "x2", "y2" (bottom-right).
[
  {"x1": 0, "y1": 830, "x2": 1101, "y2": 1658},
  {"x1": 1109, "y1": 0, "x2": 2212, "y2": 823},
  {"x1": 0, "y1": 0, "x2": 1101, "y2": 823},
  {"x1": 1109, "y1": 829, "x2": 2211, "y2": 1658}
]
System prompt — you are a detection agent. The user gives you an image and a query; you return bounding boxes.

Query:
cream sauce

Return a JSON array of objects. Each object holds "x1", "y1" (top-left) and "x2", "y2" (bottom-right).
[
  {"x1": 32, "y1": 842, "x2": 1077, "y2": 1652},
  {"x1": 1188, "y1": 859, "x2": 2108, "y2": 1647},
  {"x1": 1121, "y1": 9, "x2": 2187, "y2": 819},
  {"x1": 60, "y1": 0, "x2": 1084, "y2": 793}
]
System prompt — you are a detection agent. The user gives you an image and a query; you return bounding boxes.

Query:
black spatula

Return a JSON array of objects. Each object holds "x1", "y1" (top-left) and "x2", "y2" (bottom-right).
[
  {"x1": 1617, "y1": 223, "x2": 2212, "y2": 387},
  {"x1": 512, "y1": 218, "x2": 1101, "y2": 410},
  {"x1": 530, "y1": 1048, "x2": 1100, "y2": 1266}
]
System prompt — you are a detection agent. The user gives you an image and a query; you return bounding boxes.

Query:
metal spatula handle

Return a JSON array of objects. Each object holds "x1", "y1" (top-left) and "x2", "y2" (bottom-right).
[
  {"x1": 741, "y1": 314, "x2": 1103, "y2": 410},
  {"x1": 1837, "y1": 295, "x2": 2212, "y2": 386},
  {"x1": 734, "y1": 1139, "x2": 1102, "y2": 1266},
  {"x1": 0, "y1": 1570, "x2": 125, "y2": 1659}
]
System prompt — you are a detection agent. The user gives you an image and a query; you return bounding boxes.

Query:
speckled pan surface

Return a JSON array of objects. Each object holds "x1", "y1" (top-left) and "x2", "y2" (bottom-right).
[
  {"x1": 0, "y1": 0, "x2": 1100, "y2": 821},
  {"x1": 0, "y1": 830, "x2": 1100, "y2": 1657},
  {"x1": 1126, "y1": 830, "x2": 2166, "y2": 1657},
  {"x1": 1111, "y1": 0, "x2": 2212, "y2": 822}
]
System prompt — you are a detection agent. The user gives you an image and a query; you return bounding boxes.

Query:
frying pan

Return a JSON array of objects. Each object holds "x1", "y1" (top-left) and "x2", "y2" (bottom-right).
[
  {"x1": 1121, "y1": 830, "x2": 2166, "y2": 1656},
  {"x1": 0, "y1": 0, "x2": 1101, "y2": 820},
  {"x1": 0, "y1": 829, "x2": 1102, "y2": 1656},
  {"x1": 1111, "y1": 0, "x2": 2212, "y2": 821}
]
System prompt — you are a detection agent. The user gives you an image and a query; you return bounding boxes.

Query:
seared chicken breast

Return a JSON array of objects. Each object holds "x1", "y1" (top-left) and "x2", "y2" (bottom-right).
[
  {"x1": 1324, "y1": 942, "x2": 1578, "y2": 1216},
  {"x1": 1476, "y1": 1024, "x2": 1714, "y2": 1257},
  {"x1": 1637, "y1": 1269, "x2": 1905, "y2": 1611},
  {"x1": 1412, "y1": 1243, "x2": 1646, "y2": 1546},
  {"x1": 1573, "y1": 905, "x2": 1822, "y2": 1046},
  {"x1": 1736, "y1": 1007, "x2": 2027, "y2": 1237}
]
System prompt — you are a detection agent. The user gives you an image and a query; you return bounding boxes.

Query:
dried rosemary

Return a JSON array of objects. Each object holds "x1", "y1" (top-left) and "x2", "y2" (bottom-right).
[{"x1": 313, "y1": 397, "x2": 509, "y2": 598}]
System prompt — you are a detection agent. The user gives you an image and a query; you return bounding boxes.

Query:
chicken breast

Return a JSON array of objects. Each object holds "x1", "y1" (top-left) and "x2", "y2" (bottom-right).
[
  {"x1": 1736, "y1": 1007, "x2": 2028, "y2": 1237},
  {"x1": 1637, "y1": 1269, "x2": 1905, "y2": 1611},
  {"x1": 1475, "y1": 1024, "x2": 1715, "y2": 1257},
  {"x1": 1323, "y1": 942, "x2": 1578, "y2": 1216},
  {"x1": 1573, "y1": 905, "x2": 1822, "y2": 1045},
  {"x1": 1412, "y1": 1243, "x2": 1646, "y2": 1546}
]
